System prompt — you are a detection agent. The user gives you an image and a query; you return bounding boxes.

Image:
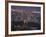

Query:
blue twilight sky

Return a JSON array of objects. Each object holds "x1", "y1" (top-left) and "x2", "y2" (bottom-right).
[{"x1": 11, "y1": 6, "x2": 41, "y2": 12}]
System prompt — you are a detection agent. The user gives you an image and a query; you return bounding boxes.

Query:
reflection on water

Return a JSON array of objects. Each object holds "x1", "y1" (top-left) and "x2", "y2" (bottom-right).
[{"x1": 11, "y1": 21, "x2": 40, "y2": 31}]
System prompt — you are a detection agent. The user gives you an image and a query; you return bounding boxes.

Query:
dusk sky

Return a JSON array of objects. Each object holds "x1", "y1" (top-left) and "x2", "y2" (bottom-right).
[{"x1": 11, "y1": 6, "x2": 41, "y2": 12}]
